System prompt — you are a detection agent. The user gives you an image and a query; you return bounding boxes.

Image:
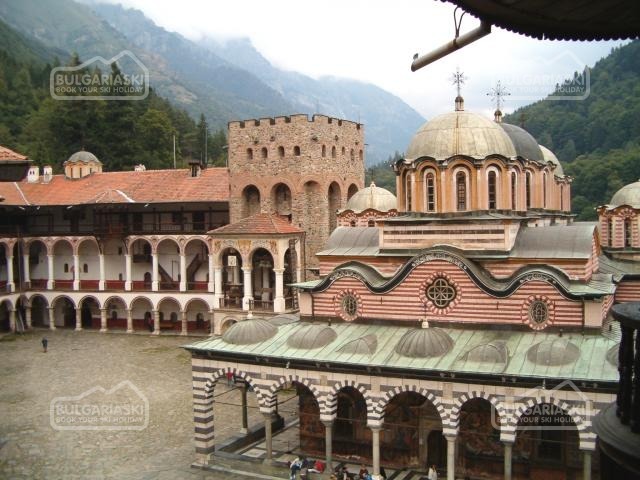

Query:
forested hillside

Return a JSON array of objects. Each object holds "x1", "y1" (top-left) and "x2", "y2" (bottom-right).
[{"x1": 0, "y1": 19, "x2": 226, "y2": 171}]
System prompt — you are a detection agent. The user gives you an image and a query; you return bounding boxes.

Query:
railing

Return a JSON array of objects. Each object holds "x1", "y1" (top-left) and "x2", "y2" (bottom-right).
[
  {"x1": 54, "y1": 280, "x2": 73, "y2": 290},
  {"x1": 132, "y1": 281, "x2": 152, "y2": 291},
  {"x1": 105, "y1": 280, "x2": 125, "y2": 290},
  {"x1": 159, "y1": 282, "x2": 179, "y2": 291},
  {"x1": 187, "y1": 281, "x2": 208, "y2": 291},
  {"x1": 80, "y1": 280, "x2": 99, "y2": 290},
  {"x1": 30, "y1": 279, "x2": 47, "y2": 289}
]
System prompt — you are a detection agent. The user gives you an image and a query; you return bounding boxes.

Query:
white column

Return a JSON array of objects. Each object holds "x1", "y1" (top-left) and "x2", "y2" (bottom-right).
[
  {"x1": 181, "y1": 310, "x2": 187, "y2": 336},
  {"x1": 370, "y1": 425, "x2": 382, "y2": 480},
  {"x1": 261, "y1": 266, "x2": 270, "y2": 301},
  {"x1": 25, "y1": 306, "x2": 32, "y2": 329},
  {"x1": 207, "y1": 254, "x2": 214, "y2": 293},
  {"x1": 213, "y1": 267, "x2": 223, "y2": 307},
  {"x1": 242, "y1": 267, "x2": 252, "y2": 311},
  {"x1": 322, "y1": 420, "x2": 333, "y2": 473},
  {"x1": 124, "y1": 254, "x2": 132, "y2": 290},
  {"x1": 152, "y1": 252, "x2": 159, "y2": 291},
  {"x1": 152, "y1": 309, "x2": 160, "y2": 335},
  {"x1": 126, "y1": 308, "x2": 133, "y2": 333},
  {"x1": 73, "y1": 254, "x2": 80, "y2": 290},
  {"x1": 445, "y1": 434, "x2": 456, "y2": 480},
  {"x1": 179, "y1": 253, "x2": 186, "y2": 291},
  {"x1": 273, "y1": 268, "x2": 285, "y2": 313},
  {"x1": 47, "y1": 254, "x2": 54, "y2": 290},
  {"x1": 100, "y1": 308, "x2": 107, "y2": 333},
  {"x1": 504, "y1": 441, "x2": 513, "y2": 480},
  {"x1": 6, "y1": 255, "x2": 14, "y2": 292},
  {"x1": 296, "y1": 268, "x2": 302, "y2": 283},
  {"x1": 583, "y1": 450, "x2": 592, "y2": 480},
  {"x1": 48, "y1": 307, "x2": 56, "y2": 330},
  {"x1": 209, "y1": 310, "x2": 216, "y2": 336},
  {"x1": 9, "y1": 309, "x2": 16, "y2": 332},
  {"x1": 22, "y1": 253, "x2": 30, "y2": 288},
  {"x1": 75, "y1": 307, "x2": 82, "y2": 331},
  {"x1": 98, "y1": 253, "x2": 105, "y2": 290}
]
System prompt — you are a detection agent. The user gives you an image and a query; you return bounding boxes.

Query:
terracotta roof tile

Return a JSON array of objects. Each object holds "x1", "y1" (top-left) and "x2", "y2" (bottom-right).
[
  {"x1": 0, "y1": 168, "x2": 229, "y2": 206},
  {"x1": 210, "y1": 213, "x2": 303, "y2": 235},
  {"x1": 0, "y1": 146, "x2": 28, "y2": 162}
]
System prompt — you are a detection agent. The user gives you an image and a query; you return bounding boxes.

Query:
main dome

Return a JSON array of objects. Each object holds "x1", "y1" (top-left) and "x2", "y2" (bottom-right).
[
  {"x1": 610, "y1": 180, "x2": 640, "y2": 207},
  {"x1": 405, "y1": 111, "x2": 517, "y2": 161},
  {"x1": 344, "y1": 182, "x2": 397, "y2": 213}
]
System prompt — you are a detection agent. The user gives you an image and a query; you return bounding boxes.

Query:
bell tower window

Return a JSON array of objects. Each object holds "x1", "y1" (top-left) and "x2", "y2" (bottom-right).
[
  {"x1": 625, "y1": 218, "x2": 633, "y2": 248},
  {"x1": 488, "y1": 171, "x2": 497, "y2": 209},
  {"x1": 511, "y1": 172, "x2": 517, "y2": 210},
  {"x1": 525, "y1": 171, "x2": 532, "y2": 209},
  {"x1": 456, "y1": 171, "x2": 467, "y2": 211},
  {"x1": 425, "y1": 172, "x2": 436, "y2": 212}
]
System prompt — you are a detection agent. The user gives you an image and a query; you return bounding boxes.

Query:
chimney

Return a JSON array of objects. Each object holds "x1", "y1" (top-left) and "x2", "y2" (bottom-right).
[
  {"x1": 188, "y1": 159, "x2": 202, "y2": 178},
  {"x1": 27, "y1": 166, "x2": 39, "y2": 183},
  {"x1": 134, "y1": 164, "x2": 146, "y2": 172},
  {"x1": 42, "y1": 166, "x2": 53, "y2": 183}
]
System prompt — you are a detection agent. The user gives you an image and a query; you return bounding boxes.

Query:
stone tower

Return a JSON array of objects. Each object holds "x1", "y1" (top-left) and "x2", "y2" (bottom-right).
[{"x1": 227, "y1": 114, "x2": 365, "y2": 274}]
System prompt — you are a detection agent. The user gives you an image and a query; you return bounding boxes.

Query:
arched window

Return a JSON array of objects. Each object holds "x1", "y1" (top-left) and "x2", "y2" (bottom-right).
[
  {"x1": 525, "y1": 171, "x2": 532, "y2": 209},
  {"x1": 341, "y1": 146, "x2": 346, "y2": 155},
  {"x1": 246, "y1": 148, "x2": 253, "y2": 160},
  {"x1": 322, "y1": 145, "x2": 326, "y2": 157},
  {"x1": 625, "y1": 218, "x2": 633, "y2": 248},
  {"x1": 278, "y1": 146, "x2": 285, "y2": 158},
  {"x1": 425, "y1": 172, "x2": 436, "y2": 212},
  {"x1": 331, "y1": 146, "x2": 336, "y2": 158},
  {"x1": 261, "y1": 147, "x2": 268, "y2": 159},
  {"x1": 293, "y1": 146, "x2": 301, "y2": 156},
  {"x1": 405, "y1": 172, "x2": 412, "y2": 211},
  {"x1": 488, "y1": 171, "x2": 497, "y2": 209},
  {"x1": 359, "y1": 150, "x2": 363, "y2": 161},
  {"x1": 511, "y1": 172, "x2": 517, "y2": 210},
  {"x1": 83, "y1": 263, "x2": 88, "y2": 273},
  {"x1": 543, "y1": 172, "x2": 548, "y2": 209},
  {"x1": 608, "y1": 218, "x2": 614, "y2": 246},
  {"x1": 456, "y1": 171, "x2": 467, "y2": 211}
]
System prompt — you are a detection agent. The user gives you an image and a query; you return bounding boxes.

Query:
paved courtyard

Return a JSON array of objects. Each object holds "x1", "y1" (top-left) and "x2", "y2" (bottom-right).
[{"x1": 0, "y1": 329, "x2": 289, "y2": 479}]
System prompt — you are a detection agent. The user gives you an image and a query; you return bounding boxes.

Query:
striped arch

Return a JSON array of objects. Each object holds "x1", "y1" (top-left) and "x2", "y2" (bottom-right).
[
  {"x1": 375, "y1": 385, "x2": 447, "y2": 425},
  {"x1": 449, "y1": 390, "x2": 507, "y2": 430},
  {"x1": 205, "y1": 366, "x2": 271, "y2": 412},
  {"x1": 266, "y1": 374, "x2": 322, "y2": 412},
  {"x1": 324, "y1": 380, "x2": 374, "y2": 419}
]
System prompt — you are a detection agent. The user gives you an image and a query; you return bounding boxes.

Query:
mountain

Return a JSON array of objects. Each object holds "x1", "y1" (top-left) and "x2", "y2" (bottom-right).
[
  {"x1": 199, "y1": 36, "x2": 426, "y2": 165},
  {"x1": 505, "y1": 40, "x2": 640, "y2": 220}
]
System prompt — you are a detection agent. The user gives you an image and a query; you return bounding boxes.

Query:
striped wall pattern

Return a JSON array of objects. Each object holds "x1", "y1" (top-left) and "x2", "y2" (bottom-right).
[
  {"x1": 615, "y1": 280, "x2": 640, "y2": 302},
  {"x1": 312, "y1": 261, "x2": 584, "y2": 327},
  {"x1": 320, "y1": 257, "x2": 404, "y2": 276},
  {"x1": 483, "y1": 260, "x2": 591, "y2": 281},
  {"x1": 190, "y1": 357, "x2": 611, "y2": 456}
]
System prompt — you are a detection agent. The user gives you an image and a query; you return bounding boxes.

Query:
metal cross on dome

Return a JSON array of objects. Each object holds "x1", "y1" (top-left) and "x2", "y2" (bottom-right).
[
  {"x1": 487, "y1": 80, "x2": 510, "y2": 111},
  {"x1": 450, "y1": 67, "x2": 467, "y2": 97}
]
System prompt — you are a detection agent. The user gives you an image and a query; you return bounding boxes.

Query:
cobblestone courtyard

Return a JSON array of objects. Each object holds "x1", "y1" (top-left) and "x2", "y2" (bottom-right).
[{"x1": 0, "y1": 330, "x2": 280, "y2": 479}]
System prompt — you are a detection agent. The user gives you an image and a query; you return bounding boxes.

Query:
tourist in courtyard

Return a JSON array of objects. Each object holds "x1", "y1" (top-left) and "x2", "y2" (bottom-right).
[
  {"x1": 41, "y1": 337, "x2": 48, "y2": 353},
  {"x1": 427, "y1": 464, "x2": 438, "y2": 480}
]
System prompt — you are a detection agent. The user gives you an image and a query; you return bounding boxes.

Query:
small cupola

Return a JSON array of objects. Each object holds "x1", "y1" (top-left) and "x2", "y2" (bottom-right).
[{"x1": 64, "y1": 150, "x2": 102, "y2": 179}]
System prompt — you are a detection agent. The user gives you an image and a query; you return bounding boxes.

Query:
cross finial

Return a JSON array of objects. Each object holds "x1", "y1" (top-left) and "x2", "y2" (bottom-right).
[
  {"x1": 487, "y1": 81, "x2": 510, "y2": 112},
  {"x1": 450, "y1": 67, "x2": 466, "y2": 98}
]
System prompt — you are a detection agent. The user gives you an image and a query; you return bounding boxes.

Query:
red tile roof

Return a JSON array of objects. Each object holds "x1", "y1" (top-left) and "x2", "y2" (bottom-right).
[
  {"x1": 210, "y1": 213, "x2": 303, "y2": 235},
  {"x1": 0, "y1": 146, "x2": 28, "y2": 162},
  {"x1": 0, "y1": 168, "x2": 229, "y2": 206}
]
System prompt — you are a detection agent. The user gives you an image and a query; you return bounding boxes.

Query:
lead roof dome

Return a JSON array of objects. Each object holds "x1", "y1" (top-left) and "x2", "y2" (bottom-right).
[
  {"x1": 610, "y1": 180, "x2": 640, "y2": 207},
  {"x1": 344, "y1": 182, "x2": 397, "y2": 213}
]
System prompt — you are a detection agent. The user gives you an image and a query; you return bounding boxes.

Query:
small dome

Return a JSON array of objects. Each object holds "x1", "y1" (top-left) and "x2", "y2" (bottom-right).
[
  {"x1": 610, "y1": 180, "x2": 640, "y2": 207},
  {"x1": 539, "y1": 145, "x2": 564, "y2": 176},
  {"x1": 395, "y1": 322, "x2": 454, "y2": 358},
  {"x1": 606, "y1": 343, "x2": 619, "y2": 366},
  {"x1": 405, "y1": 111, "x2": 516, "y2": 161},
  {"x1": 222, "y1": 315, "x2": 277, "y2": 345},
  {"x1": 527, "y1": 338, "x2": 580, "y2": 366},
  {"x1": 500, "y1": 123, "x2": 544, "y2": 162},
  {"x1": 462, "y1": 341, "x2": 509, "y2": 363},
  {"x1": 337, "y1": 334, "x2": 378, "y2": 355},
  {"x1": 65, "y1": 150, "x2": 101, "y2": 165},
  {"x1": 344, "y1": 182, "x2": 397, "y2": 213},
  {"x1": 287, "y1": 324, "x2": 337, "y2": 349},
  {"x1": 269, "y1": 313, "x2": 300, "y2": 326}
]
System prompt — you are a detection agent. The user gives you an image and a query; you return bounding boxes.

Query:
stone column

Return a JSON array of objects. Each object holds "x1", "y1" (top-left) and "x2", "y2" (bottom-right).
[
  {"x1": 209, "y1": 310, "x2": 216, "y2": 336},
  {"x1": 207, "y1": 254, "x2": 214, "y2": 293},
  {"x1": 48, "y1": 307, "x2": 56, "y2": 330},
  {"x1": 242, "y1": 267, "x2": 252, "y2": 311},
  {"x1": 445, "y1": 434, "x2": 457, "y2": 480},
  {"x1": 152, "y1": 252, "x2": 159, "y2": 291},
  {"x1": 47, "y1": 254, "x2": 54, "y2": 290},
  {"x1": 6, "y1": 254, "x2": 14, "y2": 292},
  {"x1": 583, "y1": 450, "x2": 592, "y2": 480},
  {"x1": 370, "y1": 425, "x2": 382, "y2": 480},
  {"x1": 503, "y1": 441, "x2": 513, "y2": 480},
  {"x1": 9, "y1": 309, "x2": 16, "y2": 332},
  {"x1": 126, "y1": 308, "x2": 133, "y2": 333},
  {"x1": 273, "y1": 268, "x2": 285, "y2": 313},
  {"x1": 180, "y1": 310, "x2": 188, "y2": 336},
  {"x1": 73, "y1": 254, "x2": 80, "y2": 290},
  {"x1": 22, "y1": 253, "x2": 30, "y2": 289},
  {"x1": 296, "y1": 268, "x2": 302, "y2": 283},
  {"x1": 263, "y1": 411, "x2": 273, "y2": 464},
  {"x1": 213, "y1": 267, "x2": 223, "y2": 307},
  {"x1": 179, "y1": 253, "x2": 186, "y2": 291},
  {"x1": 98, "y1": 253, "x2": 105, "y2": 290},
  {"x1": 124, "y1": 253, "x2": 132, "y2": 290},
  {"x1": 100, "y1": 308, "x2": 107, "y2": 333},
  {"x1": 25, "y1": 306, "x2": 32, "y2": 329},
  {"x1": 261, "y1": 265, "x2": 270, "y2": 302},
  {"x1": 240, "y1": 384, "x2": 248, "y2": 434},
  {"x1": 152, "y1": 309, "x2": 160, "y2": 335},
  {"x1": 75, "y1": 307, "x2": 83, "y2": 331},
  {"x1": 322, "y1": 420, "x2": 334, "y2": 473}
]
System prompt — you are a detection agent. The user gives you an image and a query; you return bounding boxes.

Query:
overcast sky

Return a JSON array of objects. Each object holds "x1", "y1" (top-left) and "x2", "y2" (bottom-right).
[{"x1": 102, "y1": 0, "x2": 626, "y2": 119}]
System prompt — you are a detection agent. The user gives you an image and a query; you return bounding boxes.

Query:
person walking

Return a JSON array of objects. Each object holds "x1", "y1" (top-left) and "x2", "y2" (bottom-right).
[
  {"x1": 41, "y1": 337, "x2": 48, "y2": 353},
  {"x1": 427, "y1": 464, "x2": 438, "y2": 480}
]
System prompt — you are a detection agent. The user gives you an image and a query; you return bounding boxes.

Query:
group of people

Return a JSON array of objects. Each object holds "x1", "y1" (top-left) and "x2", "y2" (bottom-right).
[
  {"x1": 328, "y1": 463, "x2": 386, "y2": 480},
  {"x1": 290, "y1": 457, "x2": 437, "y2": 480},
  {"x1": 288, "y1": 456, "x2": 325, "y2": 480}
]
